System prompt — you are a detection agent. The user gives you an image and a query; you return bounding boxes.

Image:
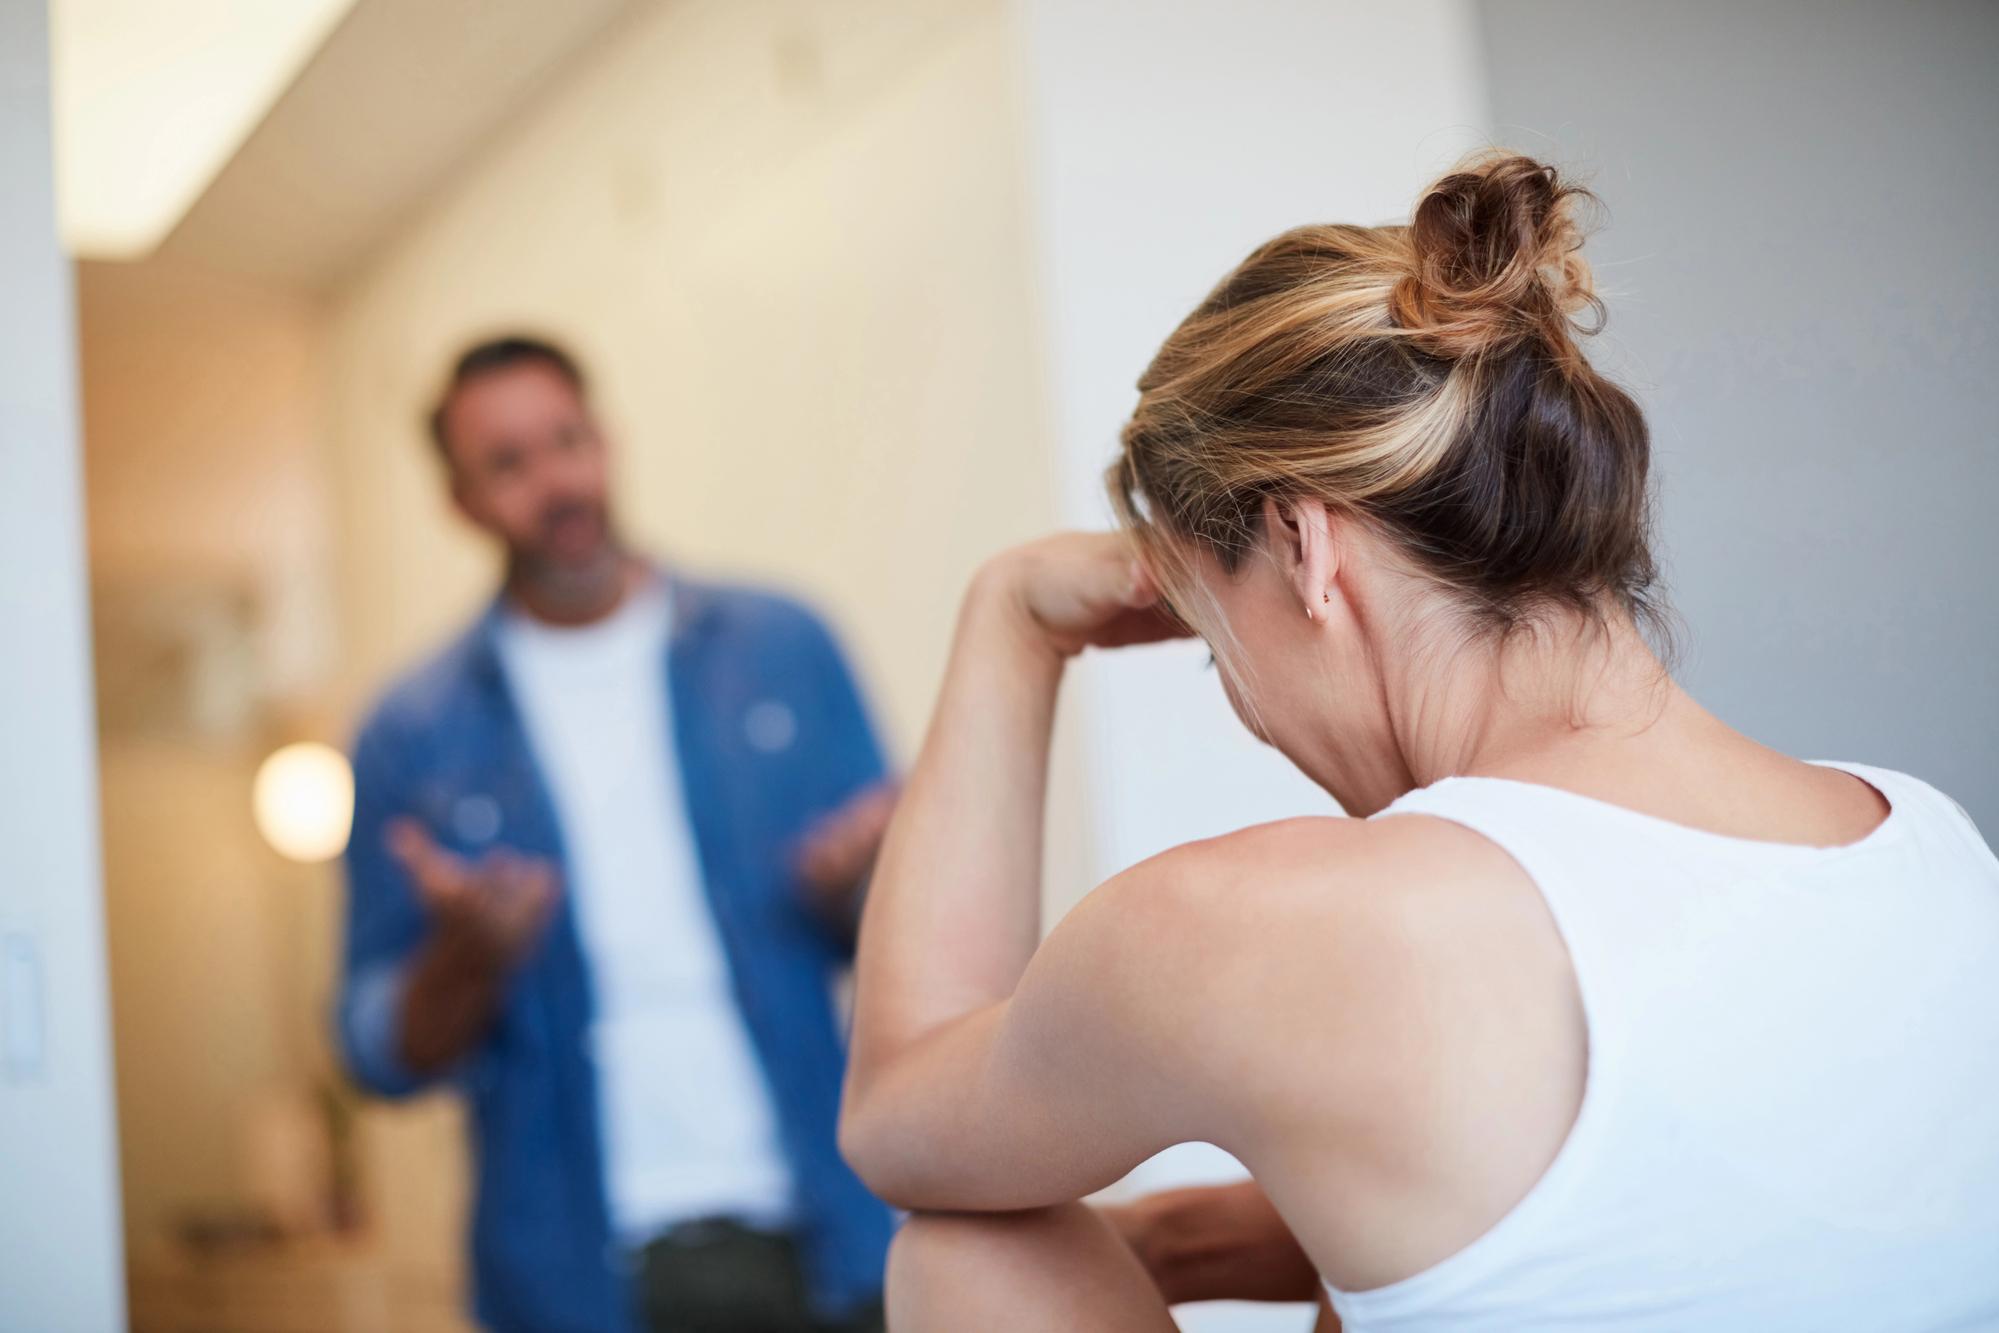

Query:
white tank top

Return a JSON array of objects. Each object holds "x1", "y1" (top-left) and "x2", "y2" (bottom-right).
[{"x1": 1327, "y1": 763, "x2": 1999, "y2": 1332}]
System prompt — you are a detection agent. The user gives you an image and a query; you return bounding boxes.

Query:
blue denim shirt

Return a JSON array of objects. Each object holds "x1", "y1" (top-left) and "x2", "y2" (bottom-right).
[{"x1": 336, "y1": 578, "x2": 896, "y2": 1333}]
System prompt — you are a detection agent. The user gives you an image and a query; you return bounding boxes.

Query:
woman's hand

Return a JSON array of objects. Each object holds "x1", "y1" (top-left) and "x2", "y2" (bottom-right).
[
  {"x1": 979, "y1": 532, "x2": 1189, "y2": 659},
  {"x1": 1099, "y1": 1181, "x2": 1322, "y2": 1306}
]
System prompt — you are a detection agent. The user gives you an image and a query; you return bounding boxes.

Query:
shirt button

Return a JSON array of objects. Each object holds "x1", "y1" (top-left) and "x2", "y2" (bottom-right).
[
  {"x1": 451, "y1": 794, "x2": 503, "y2": 844},
  {"x1": 744, "y1": 700, "x2": 796, "y2": 753}
]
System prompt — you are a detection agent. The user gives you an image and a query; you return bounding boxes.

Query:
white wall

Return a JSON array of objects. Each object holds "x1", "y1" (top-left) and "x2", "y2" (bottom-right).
[
  {"x1": 1018, "y1": 0, "x2": 1490, "y2": 887},
  {"x1": 0, "y1": 1, "x2": 126, "y2": 1328},
  {"x1": 1014, "y1": 2, "x2": 1490, "y2": 1327},
  {"x1": 323, "y1": 0, "x2": 1061, "y2": 771},
  {"x1": 1479, "y1": 0, "x2": 1999, "y2": 832},
  {"x1": 320, "y1": 0, "x2": 1105, "y2": 953}
]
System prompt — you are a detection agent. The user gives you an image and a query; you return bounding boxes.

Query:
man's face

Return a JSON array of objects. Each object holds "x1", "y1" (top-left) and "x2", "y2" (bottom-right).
[{"x1": 441, "y1": 361, "x2": 612, "y2": 571}]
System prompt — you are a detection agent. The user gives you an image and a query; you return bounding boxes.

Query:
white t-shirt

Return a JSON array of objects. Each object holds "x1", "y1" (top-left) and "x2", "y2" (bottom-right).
[{"x1": 494, "y1": 580, "x2": 793, "y2": 1243}]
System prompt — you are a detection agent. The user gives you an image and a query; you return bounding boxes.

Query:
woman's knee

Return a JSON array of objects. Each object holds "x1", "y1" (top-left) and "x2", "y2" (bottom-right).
[
  {"x1": 891, "y1": 1206, "x2": 1075, "y2": 1279},
  {"x1": 887, "y1": 1206, "x2": 1100, "y2": 1319},
  {"x1": 886, "y1": 1210, "x2": 973, "y2": 1293}
]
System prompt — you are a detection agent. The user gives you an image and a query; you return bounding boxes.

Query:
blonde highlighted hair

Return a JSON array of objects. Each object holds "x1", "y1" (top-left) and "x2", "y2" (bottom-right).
[{"x1": 1112, "y1": 152, "x2": 1659, "y2": 643}]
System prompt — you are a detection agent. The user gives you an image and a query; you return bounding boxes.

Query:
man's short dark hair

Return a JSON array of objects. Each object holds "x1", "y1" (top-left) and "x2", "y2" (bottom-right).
[{"x1": 428, "y1": 335, "x2": 588, "y2": 460}]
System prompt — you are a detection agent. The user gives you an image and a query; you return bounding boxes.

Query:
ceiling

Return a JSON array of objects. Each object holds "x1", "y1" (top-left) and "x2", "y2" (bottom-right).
[
  {"x1": 52, "y1": 0, "x2": 360, "y2": 258},
  {"x1": 64, "y1": 0, "x2": 645, "y2": 291}
]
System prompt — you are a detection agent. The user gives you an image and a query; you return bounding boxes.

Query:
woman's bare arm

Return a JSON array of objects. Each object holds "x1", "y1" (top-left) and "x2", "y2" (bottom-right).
[
  {"x1": 839, "y1": 535, "x2": 1193, "y2": 1206},
  {"x1": 845, "y1": 558, "x2": 1065, "y2": 1069},
  {"x1": 834, "y1": 534, "x2": 1441, "y2": 1238}
]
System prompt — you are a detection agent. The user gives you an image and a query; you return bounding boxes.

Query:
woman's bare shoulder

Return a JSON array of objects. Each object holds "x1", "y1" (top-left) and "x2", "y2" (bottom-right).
[
  {"x1": 1036, "y1": 812, "x2": 1537, "y2": 1036},
  {"x1": 1021, "y1": 811, "x2": 1555, "y2": 1159},
  {"x1": 1083, "y1": 812, "x2": 1528, "y2": 931}
]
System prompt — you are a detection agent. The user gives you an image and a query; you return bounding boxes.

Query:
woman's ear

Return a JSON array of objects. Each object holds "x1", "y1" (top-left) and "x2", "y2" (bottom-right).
[{"x1": 1265, "y1": 496, "x2": 1337, "y2": 621}]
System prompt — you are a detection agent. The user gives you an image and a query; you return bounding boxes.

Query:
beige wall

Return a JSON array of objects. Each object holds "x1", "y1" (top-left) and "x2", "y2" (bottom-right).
[
  {"x1": 81, "y1": 259, "x2": 327, "y2": 591},
  {"x1": 80, "y1": 236, "x2": 475, "y2": 1328},
  {"x1": 310, "y1": 0, "x2": 1085, "y2": 1294},
  {"x1": 77, "y1": 257, "x2": 340, "y2": 1259},
  {"x1": 324, "y1": 0, "x2": 1065, "y2": 768},
  {"x1": 84, "y1": 0, "x2": 1083, "y2": 1299}
]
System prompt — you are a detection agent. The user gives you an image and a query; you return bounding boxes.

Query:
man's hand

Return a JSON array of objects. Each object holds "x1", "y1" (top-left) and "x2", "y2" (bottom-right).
[
  {"x1": 1098, "y1": 1180, "x2": 1323, "y2": 1307},
  {"x1": 389, "y1": 819, "x2": 559, "y2": 964},
  {"x1": 794, "y1": 781, "x2": 899, "y2": 929},
  {"x1": 388, "y1": 818, "x2": 560, "y2": 1075}
]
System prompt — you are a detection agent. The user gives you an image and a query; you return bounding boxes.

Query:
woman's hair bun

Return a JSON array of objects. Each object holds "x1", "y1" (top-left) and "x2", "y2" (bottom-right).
[
  {"x1": 1390, "y1": 152, "x2": 1603, "y2": 363},
  {"x1": 1116, "y1": 148, "x2": 1659, "y2": 645}
]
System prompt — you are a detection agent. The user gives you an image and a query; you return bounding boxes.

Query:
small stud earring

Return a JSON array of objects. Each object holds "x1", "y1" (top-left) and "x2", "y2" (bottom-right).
[{"x1": 1323, "y1": 592, "x2": 1330, "y2": 602}]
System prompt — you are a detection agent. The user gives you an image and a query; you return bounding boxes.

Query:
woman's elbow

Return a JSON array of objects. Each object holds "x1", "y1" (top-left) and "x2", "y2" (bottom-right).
[
  {"x1": 839, "y1": 1093, "x2": 942, "y2": 1210},
  {"x1": 839, "y1": 1096, "x2": 902, "y2": 1202}
]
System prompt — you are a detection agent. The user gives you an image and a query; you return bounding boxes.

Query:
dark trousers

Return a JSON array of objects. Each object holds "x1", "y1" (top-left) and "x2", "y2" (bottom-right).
[{"x1": 635, "y1": 1219, "x2": 885, "y2": 1333}]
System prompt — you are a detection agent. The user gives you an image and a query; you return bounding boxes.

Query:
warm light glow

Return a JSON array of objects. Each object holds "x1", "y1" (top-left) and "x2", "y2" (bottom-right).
[
  {"x1": 252, "y1": 742, "x2": 353, "y2": 864},
  {"x1": 50, "y1": 0, "x2": 357, "y2": 259}
]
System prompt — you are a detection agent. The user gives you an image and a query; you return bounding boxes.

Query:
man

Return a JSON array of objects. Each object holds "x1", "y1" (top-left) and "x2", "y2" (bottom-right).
[{"x1": 337, "y1": 337, "x2": 898, "y2": 1333}]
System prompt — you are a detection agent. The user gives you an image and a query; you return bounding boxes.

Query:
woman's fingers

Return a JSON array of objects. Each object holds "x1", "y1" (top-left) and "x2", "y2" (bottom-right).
[
  {"x1": 1098, "y1": 1183, "x2": 1321, "y2": 1306},
  {"x1": 1129, "y1": 557, "x2": 1164, "y2": 609},
  {"x1": 1090, "y1": 602, "x2": 1189, "y2": 650},
  {"x1": 1008, "y1": 532, "x2": 1192, "y2": 655}
]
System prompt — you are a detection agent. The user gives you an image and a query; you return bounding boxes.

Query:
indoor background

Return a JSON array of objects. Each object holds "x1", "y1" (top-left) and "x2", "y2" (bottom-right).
[{"x1": 2, "y1": 2, "x2": 1994, "y2": 1331}]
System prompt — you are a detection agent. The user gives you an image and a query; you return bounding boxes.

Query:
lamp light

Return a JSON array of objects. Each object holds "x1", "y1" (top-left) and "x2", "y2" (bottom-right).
[{"x1": 252, "y1": 741, "x2": 353, "y2": 863}]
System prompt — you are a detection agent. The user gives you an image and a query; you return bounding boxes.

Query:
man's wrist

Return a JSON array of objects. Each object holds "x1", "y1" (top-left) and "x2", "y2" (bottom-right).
[
  {"x1": 427, "y1": 911, "x2": 518, "y2": 983},
  {"x1": 400, "y1": 925, "x2": 510, "y2": 1074}
]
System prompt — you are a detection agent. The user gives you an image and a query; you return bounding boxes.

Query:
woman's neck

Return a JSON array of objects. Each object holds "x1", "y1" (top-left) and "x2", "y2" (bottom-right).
[
  {"x1": 1335, "y1": 605, "x2": 1685, "y2": 816},
  {"x1": 1369, "y1": 605, "x2": 1890, "y2": 849}
]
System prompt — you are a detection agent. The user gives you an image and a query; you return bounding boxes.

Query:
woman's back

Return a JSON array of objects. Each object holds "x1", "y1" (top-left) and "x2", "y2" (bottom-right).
[
  {"x1": 839, "y1": 151, "x2": 1999, "y2": 1333},
  {"x1": 1329, "y1": 764, "x2": 1999, "y2": 1331}
]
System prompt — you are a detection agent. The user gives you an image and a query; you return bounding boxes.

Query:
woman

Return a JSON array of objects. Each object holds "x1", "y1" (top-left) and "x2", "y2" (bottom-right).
[{"x1": 837, "y1": 154, "x2": 1999, "y2": 1331}]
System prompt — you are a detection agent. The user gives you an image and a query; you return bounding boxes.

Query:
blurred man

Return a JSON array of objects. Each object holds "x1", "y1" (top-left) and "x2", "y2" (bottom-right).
[{"x1": 337, "y1": 337, "x2": 898, "y2": 1333}]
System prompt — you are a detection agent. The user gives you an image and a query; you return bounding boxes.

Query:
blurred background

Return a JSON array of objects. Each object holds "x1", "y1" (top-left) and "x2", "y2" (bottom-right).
[{"x1": 2, "y1": 1, "x2": 1994, "y2": 1331}]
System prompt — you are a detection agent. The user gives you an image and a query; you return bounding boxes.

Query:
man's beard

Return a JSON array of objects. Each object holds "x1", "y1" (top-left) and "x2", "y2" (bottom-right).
[{"x1": 509, "y1": 499, "x2": 622, "y2": 616}]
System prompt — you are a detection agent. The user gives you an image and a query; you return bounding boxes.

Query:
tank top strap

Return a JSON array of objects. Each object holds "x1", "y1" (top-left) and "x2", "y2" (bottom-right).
[
  {"x1": 1818, "y1": 760, "x2": 1997, "y2": 871},
  {"x1": 1370, "y1": 775, "x2": 1662, "y2": 1045},
  {"x1": 1331, "y1": 777, "x2": 1654, "y2": 1317}
]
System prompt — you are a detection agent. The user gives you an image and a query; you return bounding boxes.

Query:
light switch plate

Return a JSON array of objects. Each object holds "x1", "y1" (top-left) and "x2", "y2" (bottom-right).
[{"x1": 1, "y1": 931, "x2": 46, "y2": 1081}]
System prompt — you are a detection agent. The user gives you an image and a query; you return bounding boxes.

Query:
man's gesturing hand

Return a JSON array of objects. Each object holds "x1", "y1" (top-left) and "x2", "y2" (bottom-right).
[
  {"x1": 795, "y1": 781, "x2": 899, "y2": 930},
  {"x1": 387, "y1": 818, "x2": 561, "y2": 1074},
  {"x1": 388, "y1": 818, "x2": 559, "y2": 966}
]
